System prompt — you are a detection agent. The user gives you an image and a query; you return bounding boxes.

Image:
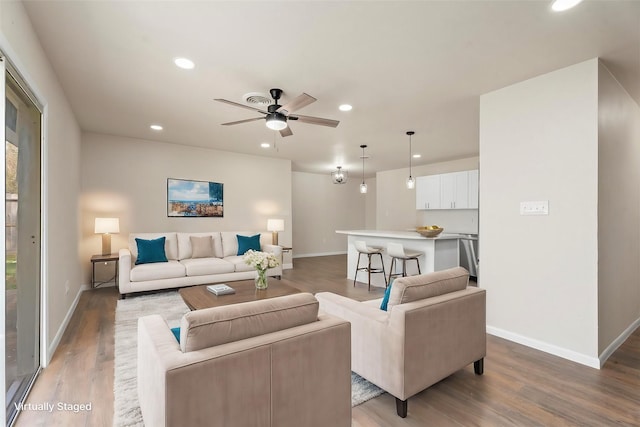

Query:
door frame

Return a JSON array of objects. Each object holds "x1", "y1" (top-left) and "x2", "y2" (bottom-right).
[{"x1": 0, "y1": 46, "x2": 47, "y2": 426}]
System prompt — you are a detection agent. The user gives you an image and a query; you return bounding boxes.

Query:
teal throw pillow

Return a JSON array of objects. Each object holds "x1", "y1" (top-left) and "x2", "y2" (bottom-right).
[
  {"x1": 135, "y1": 237, "x2": 168, "y2": 265},
  {"x1": 380, "y1": 280, "x2": 394, "y2": 311},
  {"x1": 170, "y1": 327, "x2": 180, "y2": 343},
  {"x1": 237, "y1": 234, "x2": 261, "y2": 255}
]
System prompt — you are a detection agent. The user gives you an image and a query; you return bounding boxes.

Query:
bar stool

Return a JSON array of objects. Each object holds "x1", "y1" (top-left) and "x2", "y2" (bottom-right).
[
  {"x1": 387, "y1": 242, "x2": 422, "y2": 286},
  {"x1": 354, "y1": 240, "x2": 387, "y2": 291}
]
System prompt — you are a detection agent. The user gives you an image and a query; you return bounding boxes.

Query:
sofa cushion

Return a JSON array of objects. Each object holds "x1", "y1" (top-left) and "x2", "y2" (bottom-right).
[
  {"x1": 190, "y1": 236, "x2": 214, "y2": 258},
  {"x1": 177, "y1": 232, "x2": 223, "y2": 259},
  {"x1": 130, "y1": 260, "x2": 186, "y2": 282},
  {"x1": 221, "y1": 232, "x2": 271, "y2": 258},
  {"x1": 380, "y1": 281, "x2": 393, "y2": 311},
  {"x1": 224, "y1": 255, "x2": 254, "y2": 273},
  {"x1": 180, "y1": 293, "x2": 318, "y2": 353},
  {"x1": 387, "y1": 267, "x2": 469, "y2": 310},
  {"x1": 135, "y1": 237, "x2": 168, "y2": 265},
  {"x1": 180, "y1": 258, "x2": 235, "y2": 276},
  {"x1": 237, "y1": 234, "x2": 261, "y2": 255},
  {"x1": 129, "y1": 232, "x2": 179, "y2": 260}
]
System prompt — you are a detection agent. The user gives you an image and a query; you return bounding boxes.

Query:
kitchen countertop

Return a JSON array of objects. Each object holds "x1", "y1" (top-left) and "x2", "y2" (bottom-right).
[{"x1": 335, "y1": 229, "x2": 467, "y2": 240}]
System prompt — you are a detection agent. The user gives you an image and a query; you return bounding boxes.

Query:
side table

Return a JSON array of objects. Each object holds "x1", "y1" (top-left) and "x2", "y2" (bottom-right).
[{"x1": 91, "y1": 253, "x2": 119, "y2": 288}]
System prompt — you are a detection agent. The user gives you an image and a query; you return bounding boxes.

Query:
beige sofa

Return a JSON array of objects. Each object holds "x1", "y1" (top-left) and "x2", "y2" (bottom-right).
[
  {"x1": 316, "y1": 267, "x2": 486, "y2": 418},
  {"x1": 137, "y1": 293, "x2": 351, "y2": 427},
  {"x1": 119, "y1": 231, "x2": 282, "y2": 297}
]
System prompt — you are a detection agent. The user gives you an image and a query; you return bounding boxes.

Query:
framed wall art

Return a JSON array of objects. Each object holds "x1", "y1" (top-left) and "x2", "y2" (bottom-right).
[{"x1": 167, "y1": 178, "x2": 224, "y2": 217}]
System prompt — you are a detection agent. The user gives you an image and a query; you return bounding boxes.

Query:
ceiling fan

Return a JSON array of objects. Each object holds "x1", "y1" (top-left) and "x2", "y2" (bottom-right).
[{"x1": 214, "y1": 88, "x2": 339, "y2": 137}]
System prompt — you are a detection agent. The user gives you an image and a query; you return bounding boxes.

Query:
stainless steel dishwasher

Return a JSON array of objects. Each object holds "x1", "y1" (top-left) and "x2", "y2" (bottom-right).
[{"x1": 459, "y1": 234, "x2": 479, "y2": 281}]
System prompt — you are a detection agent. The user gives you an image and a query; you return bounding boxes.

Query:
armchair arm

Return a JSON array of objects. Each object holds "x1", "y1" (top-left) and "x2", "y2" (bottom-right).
[
  {"x1": 118, "y1": 248, "x2": 131, "y2": 294},
  {"x1": 315, "y1": 292, "x2": 403, "y2": 395}
]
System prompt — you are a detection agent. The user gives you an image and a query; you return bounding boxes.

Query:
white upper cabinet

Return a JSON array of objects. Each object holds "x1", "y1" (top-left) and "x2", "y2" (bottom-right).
[
  {"x1": 416, "y1": 175, "x2": 441, "y2": 209},
  {"x1": 468, "y1": 169, "x2": 479, "y2": 209},
  {"x1": 416, "y1": 169, "x2": 478, "y2": 210},
  {"x1": 440, "y1": 171, "x2": 469, "y2": 209}
]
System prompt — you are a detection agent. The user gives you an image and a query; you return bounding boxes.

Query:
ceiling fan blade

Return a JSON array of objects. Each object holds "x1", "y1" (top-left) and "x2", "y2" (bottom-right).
[
  {"x1": 214, "y1": 99, "x2": 267, "y2": 114},
  {"x1": 221, "y1": 117, "x2": 264, "y2": 126},
  {"x1": 277, "y1": 93, "x2": 316, "y2": 114},
  {"x1": 279, "y1": 126, "x2": 293, "y2": 137},
  {"x1": 293, "y1": 114, "x2": 340, "y2": 128}
]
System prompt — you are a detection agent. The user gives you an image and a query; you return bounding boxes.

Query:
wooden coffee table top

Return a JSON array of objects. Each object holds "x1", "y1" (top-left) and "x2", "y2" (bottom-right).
[{"x1": 179, "y1": 279, "x2": 301, "y2": 311}]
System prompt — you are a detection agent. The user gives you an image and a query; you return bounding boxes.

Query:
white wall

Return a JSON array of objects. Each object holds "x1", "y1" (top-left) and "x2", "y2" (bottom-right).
[
  {"x1": 376, "y1": 157, "x2": 478, "y2": 232},
  {"x1": 479, "y1": 59, "x2": 600, "y2": 366},
  {"x1": 597, "y1": 62, "x2": 640, "y2": 357},
  {"x1": 0, "y1": 2, "x2": 82, "y2": 369},
  {"x1": 365, "y1": 177, "x2": 376, "y2": 229},
  {"x1": 80, "y1": 133, "x2": 292, "y2": 281},
  {"x1": 292, "y1": 171, "x2": 366, "y2": 257}
]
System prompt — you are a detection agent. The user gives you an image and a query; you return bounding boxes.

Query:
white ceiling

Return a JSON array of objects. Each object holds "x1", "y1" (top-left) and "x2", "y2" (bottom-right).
[{"x1": 23, "y1": 1, "x2": 640, "y2": 177}]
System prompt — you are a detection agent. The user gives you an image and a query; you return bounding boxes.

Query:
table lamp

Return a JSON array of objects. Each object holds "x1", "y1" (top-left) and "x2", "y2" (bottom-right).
[
  {"x1": 95, "y1": 217, "x2": 120, "y2": 255},
  {"x1": 267, "y1": 219, "x2": 285, "y2": 246}
]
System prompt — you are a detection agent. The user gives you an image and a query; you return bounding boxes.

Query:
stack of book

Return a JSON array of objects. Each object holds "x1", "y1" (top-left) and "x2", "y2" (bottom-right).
[{"x1": 206, "y1": 284, "x2": 235, "y2": 296}]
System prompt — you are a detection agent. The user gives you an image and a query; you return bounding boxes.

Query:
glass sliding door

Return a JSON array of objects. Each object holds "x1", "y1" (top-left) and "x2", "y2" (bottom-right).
[{"x1": 3, "y1": 60, "x2": 42, "y2": 426}]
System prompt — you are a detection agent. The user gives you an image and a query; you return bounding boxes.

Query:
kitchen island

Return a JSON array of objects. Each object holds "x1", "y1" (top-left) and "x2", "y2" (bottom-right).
[{"x1": 336, "y1": 230, "x2": 463, "y2": 289}]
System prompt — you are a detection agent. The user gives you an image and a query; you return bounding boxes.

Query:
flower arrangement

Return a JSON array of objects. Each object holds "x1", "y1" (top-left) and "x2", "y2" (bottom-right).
[{"x1": 243, "y1": 250, "x2": 280, "y2": 289}]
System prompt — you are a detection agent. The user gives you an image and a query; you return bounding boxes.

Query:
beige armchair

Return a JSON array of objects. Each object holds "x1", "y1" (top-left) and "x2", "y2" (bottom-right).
[
  {"x1": 316, "y1": 267, "x2": 485, "y2": 418},
  {"x1": 137, "y1": 293, "x2": 351, "y2": 427}
]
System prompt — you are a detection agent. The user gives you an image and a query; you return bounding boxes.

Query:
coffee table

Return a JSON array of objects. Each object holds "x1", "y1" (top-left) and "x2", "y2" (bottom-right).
[{"x1": 179, "y1": 279, "x2": 301, "y2": 310}]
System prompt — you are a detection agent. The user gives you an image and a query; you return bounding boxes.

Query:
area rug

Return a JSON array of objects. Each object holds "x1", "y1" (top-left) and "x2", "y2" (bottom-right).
[{"x1": 113, "y1": 291, "x2": 384, "y2": 426}]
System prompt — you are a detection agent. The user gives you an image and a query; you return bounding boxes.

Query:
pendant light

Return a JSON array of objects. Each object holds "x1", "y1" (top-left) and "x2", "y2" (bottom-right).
[
  {"x1": 406, "y1": 131, "x2": 415, "y2": 189},
  {"x1": 331, "y1": 166, "x2": 348, "y2": 184},
  {"x1": 359, "y1": 145, "x2": 368, "y2": 194}
]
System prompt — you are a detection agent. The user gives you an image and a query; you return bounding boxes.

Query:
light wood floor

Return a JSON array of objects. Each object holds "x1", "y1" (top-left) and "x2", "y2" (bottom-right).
[{"x1": 15, "y1": 255, "x2": 640, "y2": 426}]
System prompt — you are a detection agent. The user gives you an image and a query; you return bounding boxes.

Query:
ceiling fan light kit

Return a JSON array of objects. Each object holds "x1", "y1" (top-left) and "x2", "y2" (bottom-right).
[
  {"x1": 215, "y1": 88, "x2": 339, "y2": 137},
  {"x1": 265, "y1": 112, "x2": 288, "y2": 130}
]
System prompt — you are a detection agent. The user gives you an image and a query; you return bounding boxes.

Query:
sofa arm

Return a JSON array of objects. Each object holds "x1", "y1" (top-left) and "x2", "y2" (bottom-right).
[
  {"x1": 138, "y1": 315, "x2": 181, "y2": 427},
  {"x1": 118, "y1": 248, "x2": 131, "y2": 293},
  {"x1": 262, "y1": 244, "x2": 282, "y2": 257}
]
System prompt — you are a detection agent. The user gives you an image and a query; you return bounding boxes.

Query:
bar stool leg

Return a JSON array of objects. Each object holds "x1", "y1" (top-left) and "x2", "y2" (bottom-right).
[
  {"x1": 388, "y1": 257, "x2": 396, "y2": 286},
  {"x1": 402, "y1": 259, "x2": 407, "y2": 277},
  {"x1": 367, "y1": 254, "x2": 372, "y2": 292},
  {"x1": 415, "y1": 257, "x2": 421, "y2": 275},
  {"x1": 354, "y1": 252, "x2": 362, "y2": 287},
  {"x1": 377, "y1": 253, "x2": 387, "y2": 287}
]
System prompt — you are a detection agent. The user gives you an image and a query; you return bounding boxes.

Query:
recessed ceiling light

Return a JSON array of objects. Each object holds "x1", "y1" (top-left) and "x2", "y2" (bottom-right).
[
  {"x1": 261, "y1": 143, "x2": 270, "y2": 148},
  {"x1": 150, "y1": 124, "x2": 163, "y2": 131},
  {"x1": 174, "y1": 57, "x2": 195, "y2": 69},
  {"x1": 413, "y1": 154, "x2": 421, "y2": 158},
  {"x1": 339, "y1": 104, "x2": 352, "y2": 112},
  {"x1": 551, "y1": 0, "x2": 584, "y2": 12}
]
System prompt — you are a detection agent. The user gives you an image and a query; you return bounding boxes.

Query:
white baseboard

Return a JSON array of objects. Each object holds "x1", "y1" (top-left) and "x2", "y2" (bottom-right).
[
  {"x1": 47, "y1": 285, "x2": 86, "y2": 364},
  {"x1": 283, "y1": 263, "x2": 293, "y2": 270},
  {"x1": 293, "y1": 251, "x2": 347, "y2": 259},
  {"x1": 486, "y1": 325, "x2": 601, "y2": 369},
  {"x1": 599, "y1": 316, "x2": 640, "y2": 367}
]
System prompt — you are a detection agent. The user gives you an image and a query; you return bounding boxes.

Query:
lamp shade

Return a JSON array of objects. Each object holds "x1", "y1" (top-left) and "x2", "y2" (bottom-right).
[
  {"x1": 267, "y1": 219, "x2": 285, "y2": 232},
  {"x1": 95, "y1": 217, "x2": 120, "y2": 234}
]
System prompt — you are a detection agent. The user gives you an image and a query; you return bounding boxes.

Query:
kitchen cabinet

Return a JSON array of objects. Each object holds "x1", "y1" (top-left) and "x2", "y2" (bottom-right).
[
  {"x1": 440, "y1": 171, "x2": 469, "y2": 209},
  {"x1": 416, "y1": 175, "x2": 441, "y2": 209},
  {"x1": 468, "y1": 169, "x2": 479, "y2": 209},
  {"x1": 416, "y1": 169, "x2": 478, "y2": 210}
]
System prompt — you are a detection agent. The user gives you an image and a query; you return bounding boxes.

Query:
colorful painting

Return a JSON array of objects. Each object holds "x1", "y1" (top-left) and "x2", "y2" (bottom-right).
[{"x1": 167, "y1": 178, "x2": 224, "y2": 217}]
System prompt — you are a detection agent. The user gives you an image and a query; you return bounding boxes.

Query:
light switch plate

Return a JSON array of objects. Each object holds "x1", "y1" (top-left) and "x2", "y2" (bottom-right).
[{"x1": 520, "y1": 200, "x2": 549, "y2": 215}]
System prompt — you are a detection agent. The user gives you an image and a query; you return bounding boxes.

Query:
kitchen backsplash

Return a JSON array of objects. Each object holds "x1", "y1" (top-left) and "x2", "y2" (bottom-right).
[{"x1": 416, "y1": 209, "x2": 478, "y2": 234}]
